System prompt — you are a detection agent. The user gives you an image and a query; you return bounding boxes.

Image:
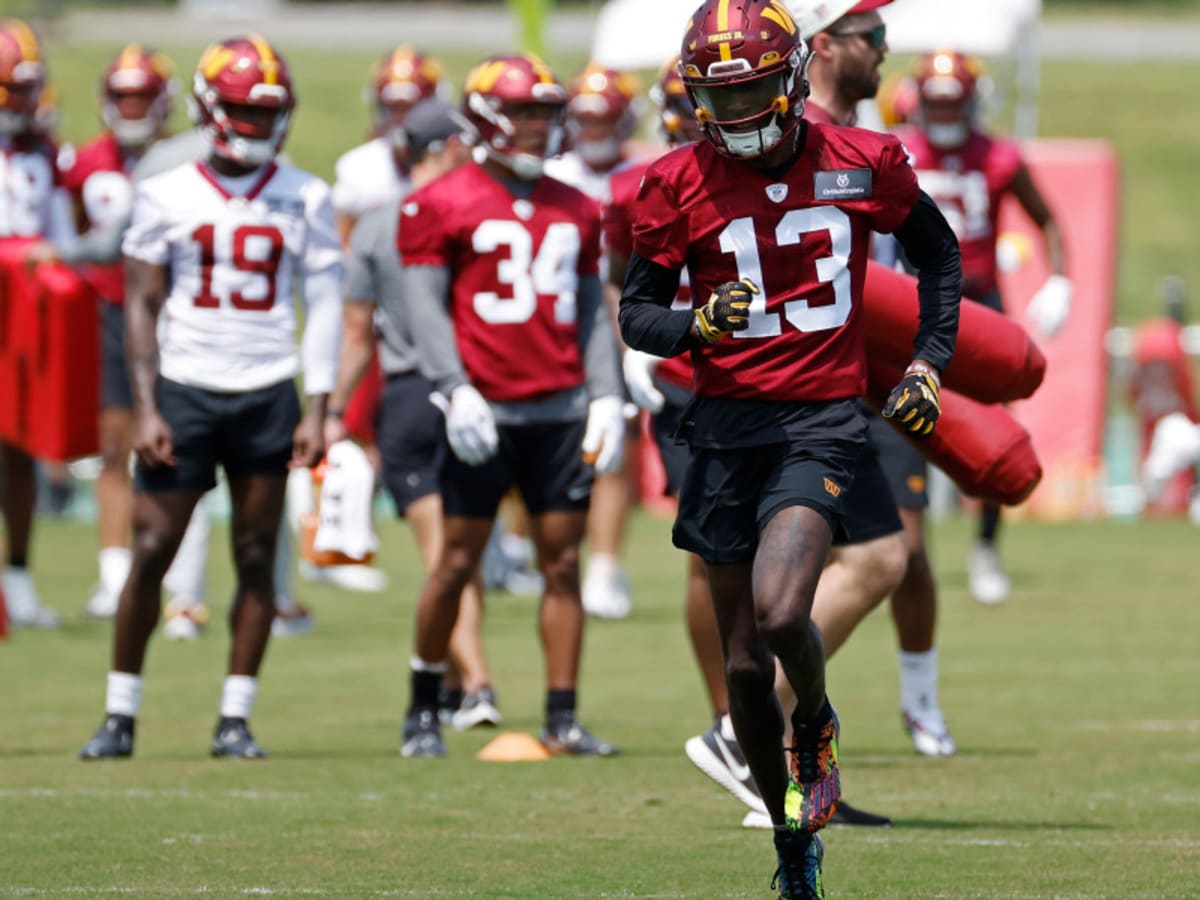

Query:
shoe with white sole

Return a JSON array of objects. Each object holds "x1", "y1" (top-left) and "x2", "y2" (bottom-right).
[
  {"x1": 902, "y1": 706, "x2": 957, "y2": 757},
  {"x1": 451, "y1": 687, "x2": 502, "y2": 731},
  {"x1": 3, "y1": 567, "x2": 60, "y2": 629},
  {"x1": 85, "y1": 586, "x2": 119, "y2": 619},
  {"x1": 582, "y1": 556, "x2": 631, "y2": 620},
  {"x1": 968, "y1": 541, "x2": 1010, "y2": 605},
  {"x1": 162, "y1": 598, "x2": 208, "y2": 642},
  {"x1": 271, "y1": 603, "x2": 314, "y2": 638},
  {"x1": 685, "y1": 718, "x2": 767, "y2": 815}
]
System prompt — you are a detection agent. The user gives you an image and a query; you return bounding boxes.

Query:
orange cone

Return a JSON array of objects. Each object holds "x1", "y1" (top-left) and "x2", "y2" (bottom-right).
[{"x1": 476, "y1": 731, "x2": 551, "y2": 762}]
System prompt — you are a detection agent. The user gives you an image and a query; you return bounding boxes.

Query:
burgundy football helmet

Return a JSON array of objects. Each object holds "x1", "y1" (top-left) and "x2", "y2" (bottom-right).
[
  {"x1": 0, "y1": 19, "x2": 45, "y2": 137},
  {"x1": 101, "y1": 44, "x2": 174, "y2": 150},
  {"x1": 369, "y1": 46, "x2": 445, "y2": 148},
  {"x1": 914, "y1": 50, "x2": 980, "y2": 150},
  {"x1": 649, "y1": 55, "x2": 700, "y2": 146},
  {"x1": 193, "y1": 35, "x2": 295, "y2": 166},
  {"x1": 679, "y1": 0, "x2": 809, "y2": 159},
  {"x1": 564, "y1": 64, "x2": 640, "y2": 168},
  {"x1": 462, "y1": 53, "x2": 566, "y2": 180}
]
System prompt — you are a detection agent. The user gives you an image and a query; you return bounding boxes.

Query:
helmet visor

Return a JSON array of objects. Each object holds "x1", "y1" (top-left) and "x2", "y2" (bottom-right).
[{"x1": 692, "y1": 73, "x2": 785, "y2": 132}]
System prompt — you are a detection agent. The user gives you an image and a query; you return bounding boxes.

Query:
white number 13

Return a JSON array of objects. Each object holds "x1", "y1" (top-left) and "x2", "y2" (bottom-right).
[{"x1": 717, "y1": 207, "x2": 852, "y2": 337}]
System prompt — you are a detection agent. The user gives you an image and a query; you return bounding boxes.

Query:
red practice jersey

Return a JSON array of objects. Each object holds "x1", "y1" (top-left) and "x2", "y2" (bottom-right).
[
  {"x1": 61, "y1": 132, "x2": 136, "y2": 304},
  {"x1": 632, "y1": 124, "x2": 919, "y2": 403},
  {"x1": 894, "y1": 126, "x2": 1022, "y2": 298},
  {"x1": 399, "y1": 161, "x2": 603, "y2": 403},
  {"x1": 606, "y1": 156, "x2": 693, "y2": 390}
]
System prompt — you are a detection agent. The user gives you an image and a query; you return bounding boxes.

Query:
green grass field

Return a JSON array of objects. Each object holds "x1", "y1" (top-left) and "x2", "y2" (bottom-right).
[{"x1": 3, "y1": 511, "x2": 1199, "y2": 897}]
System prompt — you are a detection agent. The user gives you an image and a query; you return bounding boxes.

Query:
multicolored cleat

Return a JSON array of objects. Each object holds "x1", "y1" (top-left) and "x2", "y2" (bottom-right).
[
  {"x1": 784, "y1": 700, "x2": 840, "y2": 833},
  {"x1": 772, "y1": 829, "x2": 825, "y2": 899}
]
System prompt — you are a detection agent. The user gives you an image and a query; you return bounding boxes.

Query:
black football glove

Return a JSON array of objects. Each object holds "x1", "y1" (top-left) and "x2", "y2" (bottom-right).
[
  {"x1": 695, "y1": 278, "x2": 757, "y2": 343},
  {"x1": 882, "y1": 362, "x2": 941, "y2": 438}
]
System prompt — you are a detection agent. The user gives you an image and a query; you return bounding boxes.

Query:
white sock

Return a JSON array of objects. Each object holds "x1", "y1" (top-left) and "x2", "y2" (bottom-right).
[
  {"x1": 106, "y1": 672, "x2": 143, "y2": 717},
  {"x1": 586, "y1": 553, "x2": 620, "y2": 579},
  {"x1": 98, "y1": 547, "x2": 132, "y2": 595},
  {"x1": 410, "y1": 656, "x2": 448, "y2": 674},
  {"x1": 899, "y1": 648, "x2": 940, "y2": 714},
  {"x1": 219, "y1": 675, "x2": 258, "y2": 720},
  {"x1": 720, "y1": 713, "x2": 736, "y2": 742}
]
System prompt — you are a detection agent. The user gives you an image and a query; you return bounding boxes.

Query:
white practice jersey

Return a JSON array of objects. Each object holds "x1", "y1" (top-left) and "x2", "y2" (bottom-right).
[
  {"x1": 122, "y1": 160, "x2": 342, "y2": 393},
  {"x1": 544, "y1": 151, "x2": 614, "y2": 204},
  {"x1": 330, "y1": 137, "x2": 409, "y2": 219},
  {"x1": 0, "y1": 137, "x2": 73, "y2": 242}
]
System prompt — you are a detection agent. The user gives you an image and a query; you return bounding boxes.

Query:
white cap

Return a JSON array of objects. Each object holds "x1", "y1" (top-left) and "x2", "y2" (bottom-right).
[{"x1": 786, "y1": 0, "x2": 891, "y2": 39}]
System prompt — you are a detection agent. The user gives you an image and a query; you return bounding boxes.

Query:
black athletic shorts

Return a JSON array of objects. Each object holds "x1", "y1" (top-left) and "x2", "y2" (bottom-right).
[
  {"x1": 672, "y1": 399, "x2": 867, "y2": 565},
  {"x1": 134, "y1": 377, "x2": 299, "y2": 493},
  {"x1": 100, "y1": 302, "x2": 133, "y2": 412},
  {"x1": 836, "y1": 430, "x2": 904, "y2": 544},
  {"x1": 650, "y1": 378, "x2": 693, "y2": 497},
  {"x1": 376, "y1": 371, "x2": 444, "y2": 514},
  {"x1": 865, "y1": 405, "x2": 928, "y2": 510},
  {"x1": 440, "y1": 419, "x2": 591, "y2": 519}
]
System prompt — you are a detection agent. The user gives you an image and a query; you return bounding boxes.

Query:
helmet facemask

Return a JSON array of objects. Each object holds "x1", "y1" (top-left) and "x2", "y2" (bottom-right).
[{"x1": 468, "y1": 92, "x2": 563, "y2": 181}]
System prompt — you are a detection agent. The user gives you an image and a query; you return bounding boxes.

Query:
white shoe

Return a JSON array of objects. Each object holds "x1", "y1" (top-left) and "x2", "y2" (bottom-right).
[
  {"x1": 901, "y1": 707, "x2": 957, "y2": 757},
  {"x1": 451, "y1": 687, "x2": 502, "y2": 731},
  {"x1": 741, "y1": 810, "x2": 773, "y2": 829},
  {"x1": 85, "y1": 586, "x2": 119, "y2": 619},
  {"x1": 968, "y1": 541, "x2": 1010, "y2": 605},
  {"x1": 162, "y1": 598, "x2": 208, "y2": 642},
  {"x1": 3, "y1": 568, "x2": 60, "y2": 629},
  {"x1": 299, "y1": 561, "x2": 388, "y2": 593},
  {"x1": 272, "y1": 604, "x2": 314, "y2": 637},
  {"x1": 582, "y1": 558, "x2": 631, "y2": 620}
]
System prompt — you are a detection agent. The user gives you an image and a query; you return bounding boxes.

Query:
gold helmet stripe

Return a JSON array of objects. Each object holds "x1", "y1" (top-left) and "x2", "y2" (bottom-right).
[
  {"x1": 716, "y1": 0, "x2": 732, "y2": 62},
  {"x1": 247, "y1": 34, "x2": 279, "y2": 85}
]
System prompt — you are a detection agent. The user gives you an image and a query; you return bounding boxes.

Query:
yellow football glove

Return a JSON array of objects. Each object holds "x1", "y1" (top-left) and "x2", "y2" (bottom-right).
[
  {"x1": 695, "y1": 278, "x2": 757, "y2": 343},
  {"x1": 882, "y1": 362, "x2": 941, "y2": 438}
]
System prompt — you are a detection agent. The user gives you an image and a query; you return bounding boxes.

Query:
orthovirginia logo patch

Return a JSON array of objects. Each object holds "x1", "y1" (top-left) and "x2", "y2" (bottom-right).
[{"x1": 814, "y1": 168, "x2": 872, "y2": 200}]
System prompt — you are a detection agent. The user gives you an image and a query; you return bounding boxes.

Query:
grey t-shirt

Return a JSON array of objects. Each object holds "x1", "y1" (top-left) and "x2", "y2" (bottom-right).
[{"x1": 343, "y1": 201, "x2": 417, "y2": 376}]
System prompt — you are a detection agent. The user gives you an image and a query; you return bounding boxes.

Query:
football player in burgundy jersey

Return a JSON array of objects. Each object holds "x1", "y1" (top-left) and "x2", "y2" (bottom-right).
[
  {"x1": 325, "y1": 98, "x2": 504, "y2": 732},
  {"x1": 396, "y1": 53, "x2": 624, "y2": 759},
  {"x1": 618, "y1": 2, "x2": 961, "y2": 895},
  {"x1": 898, "y1": 50, "x2": 1071, "y2": 605},
  {"x1": 545, "y1": 63, "x2": 644, "y2": 622},
  {"x1": 44, "y1": 45, "x2": 176, "y2": 621},
  {"x1": 795, "y1": 0, "x2": 960, "y2": 762},
  {"x1": 79, "y1": 35, "x2": 343, "y2": 761},
  {"x1": 0, "y1": 18, "x2": 77, "y2": 630}
]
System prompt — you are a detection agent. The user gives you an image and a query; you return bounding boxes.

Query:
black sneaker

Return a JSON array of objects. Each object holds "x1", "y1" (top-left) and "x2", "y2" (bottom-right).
[
  {"x1": 828, "y1": 799, "x2": 892, "y2": 827},
  {"x1": 401, "y1": 708, "x2": 446, "y2": 758},
  {"x1": 684, "y1": 718, "x2": 765, "y2": 814},
  {"x1": 451, "y1": 687, "x2": 502, "y2": 731},
  {"x1": 540, "y1": 712, "x2": 618, "y2": 757},
  {"x1": 210, "y1": 717, "x2": 268, "y2": 759},
  {"x1": 79, "y1": 714, "x2": 134, "y2": 760},
  {"x1": 772, "y1": 829, "x2": 825, "y2": 899},
  {"x1": 437, "y1": 687, "x2": 464, "y2": 726}
]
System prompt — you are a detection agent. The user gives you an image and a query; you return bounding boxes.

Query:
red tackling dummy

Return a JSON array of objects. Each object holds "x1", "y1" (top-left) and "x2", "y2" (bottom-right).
[
  {"x1": 867, "y1": 360, "x2": 1043, "y2": 505},
  {"x1": 863, "y1": 260, "x2": 1045, "y2": 404}
]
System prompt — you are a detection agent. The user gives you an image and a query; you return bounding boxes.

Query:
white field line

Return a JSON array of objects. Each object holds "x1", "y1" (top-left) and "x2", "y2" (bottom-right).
[{"x1": 1071, "y1": 719, "x2": 1200, "y2": 733}]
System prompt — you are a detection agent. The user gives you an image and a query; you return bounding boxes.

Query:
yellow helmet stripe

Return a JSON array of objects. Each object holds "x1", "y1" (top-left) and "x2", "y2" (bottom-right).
[
  {"x1": 117, "y1": 43, "x2": 143, "y2": 71},
  {"x1": 248, "y1": 34, "x2": 279, "y2": 85},
  {"x1": 5, "y1": 18, "x2": 40, "y2": 63},
  {"x1": 762, "y1": 2, "x2": 797, "y2": 35},
  {"x1": 717, "y1": 0, "x2": 732, "y2": 62}
]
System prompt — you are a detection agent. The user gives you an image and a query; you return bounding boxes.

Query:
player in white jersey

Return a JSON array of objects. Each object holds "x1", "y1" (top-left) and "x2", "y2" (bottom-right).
[
  {"x1": 542, "y1": 63, "x2": 642, "y2": 620},
  {"x1": 330, "y1": 46, "x2": 444, "y2": 243},
  {"x1": 0, "y1": 19, "x2": 76, "y2": 629},
  {"x1": 79, "y1": 35, "x2": 342, "y2": 760}
]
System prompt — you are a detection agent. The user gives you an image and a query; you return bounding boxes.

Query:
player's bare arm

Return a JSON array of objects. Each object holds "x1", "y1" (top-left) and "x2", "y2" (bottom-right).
[{"x1": 123, "y1": 256, "x2": 174, "y2": 468}]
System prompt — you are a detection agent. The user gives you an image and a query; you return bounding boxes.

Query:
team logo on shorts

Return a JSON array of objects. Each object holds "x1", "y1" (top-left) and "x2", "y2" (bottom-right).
[
  {"x1": 907, "y1": 475, "x2": 926, "y2": 494},
  {"x1": 823, "y1": 477, "x2": 842, "y2": 498},
  {"x1": 765, "y1": 183, "x2": 789, "y2": 203}
]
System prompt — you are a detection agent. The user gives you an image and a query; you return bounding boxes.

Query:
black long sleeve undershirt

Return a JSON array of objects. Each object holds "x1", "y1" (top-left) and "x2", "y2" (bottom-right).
[
  {"x1": 617, "y1": 252, "x2": 691, "y2": 359},
  {"x1": 893, "y1": 189, "x2": 962, "y2": 373}
]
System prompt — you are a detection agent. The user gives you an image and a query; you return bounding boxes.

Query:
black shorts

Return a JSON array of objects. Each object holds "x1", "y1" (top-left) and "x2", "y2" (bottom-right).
[
  {"x1": 836, "y1": 432, "x2": 904, "y2": 544},
  {"x1": 866, "y1": 407, "x2": 928, "y2": 510},
  {"x1": 650, "y1": 378, "x2": 693, "y2": 497},
  {"x1": 134, "y1": 378, "x2": 299, "y2": 494},
  {"x1": 672, "y1": 399, "x2": 866, "y2": 565},
  {"x1": 100, "y1": 302, "x2": 133, "y2": 412},
  {"x1": 440, "y1": 419, "x2": 591, "y2": 520},
  {"x1": 376, "y1": 372, "x2": 444, "y2": 514}
]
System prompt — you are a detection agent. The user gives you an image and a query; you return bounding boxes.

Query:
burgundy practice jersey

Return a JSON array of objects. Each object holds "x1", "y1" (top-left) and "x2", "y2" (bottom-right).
[
  {"x1": 61, "y1": 132, "x2": 136, "y2": 304},
  {"x1": 632, "y1": 124, "x2": 919, "y2": 403},
  {"x1": 399, "y1": 161, "x2": 603, "y2": 403},
  {"x1": 606, "y1": 155, "x2": 693, "y2": 390},
  {"x1": 894, "y1": 125, "x2": 1022, "y2": 298}
]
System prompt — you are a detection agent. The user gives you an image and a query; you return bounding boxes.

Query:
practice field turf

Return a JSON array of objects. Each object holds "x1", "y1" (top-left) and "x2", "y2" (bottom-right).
[{"x1": 3, "y1": 511, "x2": 1199, "y2": 897}]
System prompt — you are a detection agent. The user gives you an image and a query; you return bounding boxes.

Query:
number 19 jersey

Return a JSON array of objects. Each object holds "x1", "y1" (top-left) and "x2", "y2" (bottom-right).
[
  {"x1": 122, "y1": 161, "x2": 342, "y2": 393},
  {"x1": 632, "y1": 124, "x2": 920, "y2": 403},
  {"x1": 398, "y1": 161, "x2": 603, "y2": 403}
]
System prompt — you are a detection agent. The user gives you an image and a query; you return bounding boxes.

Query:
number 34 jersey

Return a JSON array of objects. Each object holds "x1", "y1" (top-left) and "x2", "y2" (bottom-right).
[
  {"x1": 122, "y1": 160, "x2": 342, "y2": 393},
  {"x1": 398, "y1": 161, "x2": 603, "y2": 403},
  {"x1": 632, "y1": 123, "x2": 920, "y2": 404}
]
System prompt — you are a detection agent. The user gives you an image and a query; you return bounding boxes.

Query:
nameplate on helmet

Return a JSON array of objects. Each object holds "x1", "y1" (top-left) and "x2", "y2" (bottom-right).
[{"x1": 814, "y1": 168, "x2": 872, "y2": 200}]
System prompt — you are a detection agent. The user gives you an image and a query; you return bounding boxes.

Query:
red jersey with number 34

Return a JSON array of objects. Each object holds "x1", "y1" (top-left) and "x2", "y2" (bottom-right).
[
  {"x1": 632, "y1": 125, "x2": 920, "y2": 403},
  {"x1": 398, "y1": 161, "x2": 602, "y2": 403}
]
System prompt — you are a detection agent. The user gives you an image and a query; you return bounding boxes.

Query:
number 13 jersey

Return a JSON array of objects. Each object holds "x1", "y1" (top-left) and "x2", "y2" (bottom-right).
[
  {"x1": 122, "y1": 160, "x2": 342, "y2": 392},
  {"x1": 632, "y1": 123, "x2": 920, "y2": 404}
]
